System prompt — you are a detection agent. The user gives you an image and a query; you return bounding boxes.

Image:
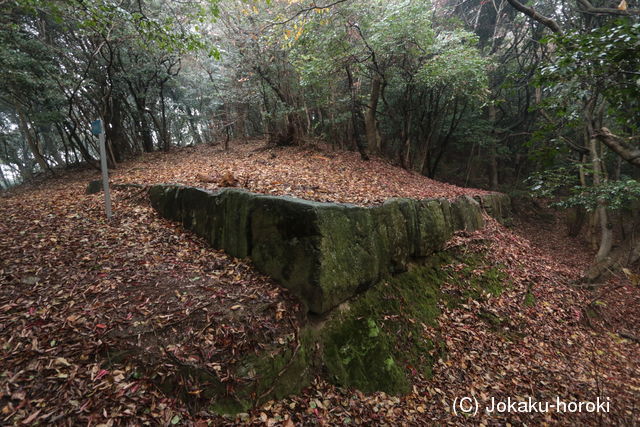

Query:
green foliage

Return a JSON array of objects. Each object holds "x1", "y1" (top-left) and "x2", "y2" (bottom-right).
[
  {"x1": 526, "y1": 167, "x2": 580, "y2": 199},
  {"x1": 527, "y1": 168, "x2": 640, "y2": 211},
  {"x1": 416, "y1": 29, "x2": 489, "y2": 100},
  {"x1": 540, "y1": 20, "x2": 640, "y2": 131},
  {"x1": 561, "y1": 179, "x2": 640, "y2": 212},
  {"x1": 0, "y1": 0, "x2": 227, "y2": 180},
  {"x1": 1, "y1": 0, "x2": 495, "y2": 181},
  {"x1": 256, "y1": 0, "x2": 489, "y2": 159},
  {"x1": 11, "y1": 0, "x2": 221, "y2": 57}
]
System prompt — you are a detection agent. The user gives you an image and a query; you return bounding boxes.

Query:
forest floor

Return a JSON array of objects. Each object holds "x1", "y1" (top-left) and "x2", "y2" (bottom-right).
[{"x1": 1, "y1": 140, "x2": 638, "y2": 425}]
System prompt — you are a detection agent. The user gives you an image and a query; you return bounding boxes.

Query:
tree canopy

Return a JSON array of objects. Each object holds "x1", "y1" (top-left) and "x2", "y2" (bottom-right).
[{"x1": 1, "y1": 0, "x2": 639, "y2": 277}]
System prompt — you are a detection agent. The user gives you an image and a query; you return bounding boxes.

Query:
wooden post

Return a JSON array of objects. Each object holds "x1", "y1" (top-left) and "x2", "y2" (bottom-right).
[{"x1": 92, "y1": 119, "x2": 112, "y2": 219}]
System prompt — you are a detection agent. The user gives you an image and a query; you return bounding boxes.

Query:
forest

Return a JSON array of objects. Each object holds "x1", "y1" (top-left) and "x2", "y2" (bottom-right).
[{"x1": 0, "y1": 0, "x2": 639, "y2": 425}]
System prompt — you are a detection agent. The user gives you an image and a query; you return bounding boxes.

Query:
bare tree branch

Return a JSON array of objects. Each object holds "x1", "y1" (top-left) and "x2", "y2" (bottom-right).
[
  {"x1": 504, "y1": 0, "x2": 563, "y2": 34},
  {"x1": 577, "y1": 0, "x2": 640, "y2": 16},
  {"x1": 264, "y1": 0, "x2": 351, "y2": 29},
  {"x1": 596, "y1": 127, "x2": 640, "y2": 168}
]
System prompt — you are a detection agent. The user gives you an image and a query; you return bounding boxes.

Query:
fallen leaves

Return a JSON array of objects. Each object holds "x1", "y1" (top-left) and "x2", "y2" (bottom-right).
[
  {"x1": 110, "y1": 140, "x2": 491, "y2": 205},
  {"x1": 0, "y1": 178, "x2": 302, "y2": 424},
  {"x1": 0, "y1": 140, "x2": 638, "y2": 425}
]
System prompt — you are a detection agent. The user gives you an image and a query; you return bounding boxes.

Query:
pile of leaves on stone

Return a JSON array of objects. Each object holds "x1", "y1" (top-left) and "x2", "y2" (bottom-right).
[
  {"x1": 111, "y1": 141, "x2": 491, "y2": 205},
  {"x1": 1, "y1": 141, "x2": 638, "y2": 425}
]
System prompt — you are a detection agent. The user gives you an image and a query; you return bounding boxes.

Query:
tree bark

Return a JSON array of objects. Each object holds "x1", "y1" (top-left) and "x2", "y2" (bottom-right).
[
  {"x1": 104, "y1": 96, "x2": 129, "y2": 163},
  {"x1": 584, "y1": 202, "x2": 640, "y2": 282},
  {"x1": 41, "y1": 128, "x2": 64, "y2": 167},
  {"x1": 185, "y1": 107, "x2": 203, "y2": 146},
  {"x1": 236, "y1": 102, "x2": 247, "y2": 143},
  {"x1": 488, "y1": 104, "x2": 499, "y2": 190},
  {"x1": 139, "y1": 114, "x2": 154, "y2": 152},
  {"x1": 0, "y1": 166, "x2": 10, "y2": 188},
  {"x1": 62, "y1": 122, "x2": 99, "y2": 169},
  {"x1": 596, "y1": 127, "x2": 640, "y2": 168},
  {"x1": 504, "y1": 0, "x2": 563, "y2": 33},
  {"x1": 589, "y1": 134, "x2": 613, "y2": 262},
  {"x1": 15, "y1": 106, "x2": 50, "y2": 174},
  {"x1": 160, "y1": 83, "x2": 171, "y2": 151},
  {"x1": 254, "y1": 65, "x2": 305, "y2": 146},
  {"x1": 345, "y1": 65, "x2": 369, "y2": 160},
  {"x1": 364, "y1": 75, "x2": 381, "y2": 153},
  {"x1": 585, "y1": 231, "x2": 640, "y2": 282}
]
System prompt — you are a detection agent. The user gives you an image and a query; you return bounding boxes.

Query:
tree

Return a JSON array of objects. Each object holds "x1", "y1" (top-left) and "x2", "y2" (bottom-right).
[
  {"x1": 505, "y1": 0, "x2": 640, "y2": 279},
  {"x1": 0, "y1": 0, "x2": 221, "y2": 181}
]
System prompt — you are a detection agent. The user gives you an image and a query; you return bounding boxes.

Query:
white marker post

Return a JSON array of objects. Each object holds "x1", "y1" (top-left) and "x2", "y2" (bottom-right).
[{"x1": 92, "y1": 119, "x2": 112, "y2": 218}]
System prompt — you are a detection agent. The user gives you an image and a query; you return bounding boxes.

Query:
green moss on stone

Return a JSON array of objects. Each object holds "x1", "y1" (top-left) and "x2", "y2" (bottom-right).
[
  {"x1": 210, "y1": 398, "x2": 250, "y2": 416},
  {"x1": 475, "y1": 194, "x2": 512, "y2": 225},
  {"x1": 86, "y1": 180, "x2": 102, "y2": 194},
  {"x1": 319, "y1": 255, "x2": 451, "y2": 394},
  {"x1": 451, "y1": 196, "x2": 484, "y2": 231},
  {"x1": 146, "y1": 184, "x2": 517, "y2": 409},
  {"x1": 149, "y1": 184, "x2": 511, "y2": 315},
  {"x1": 209, "y1": 329, "x2": 317, "y2": 416},
  {"x1": 322, "y1": 315, "x2": 409, "y2": 394},
  {"x1": 443, "y1": 252, "x2": 509, "y2": 305},
  {"x1": 250, "y1": 332, "x2": 314, "y2": 401},
  {"x1": 316, "y1": 206, "x2": 379, "y2": 313}
]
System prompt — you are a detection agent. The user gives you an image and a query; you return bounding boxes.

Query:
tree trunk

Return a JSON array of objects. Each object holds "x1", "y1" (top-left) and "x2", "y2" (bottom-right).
[
  {"x1": 41, "y1": 128, "x2": 64, "y2": 167},
  {"x1": 105, "y1": 97, "x2": 129, "y2": 163},
  {"x1": 62, "y1": 122, "x2": 98, "y2": 169},
  {"x1": 223, "y1": 106, "x2": 231, "y2": 151},
  {"x1": 140, "y1": 114, "x2": 154, "y2": 152},
  {"x1": 365, "y1": 75, "x2": 381, "y2": 153},
  {"x1": 329, "y1": 84, "x2": 338, "y2": 150},
  {"x1": 566, "y1": 206, "x2": 587, "y2": 237},
  {"x1": 0, "y1": 166, "x2": 10, "y2": 188},
  {"x1": 160, "y1": 86, "x2": 171, "y2": 151},
  {"x1": 584, "y1": 218, "x2": 640, "y2": 282},
  {"x1": 55, "y1": 123, "x2": 75, "y2": 165},
  {"x1": 186, "y1": 107, "x2": 203, "y2": 146},
  {"x1": 15, "y1": 106, "x2": 50, "y2": 174},
  {"x1": 400, "y1": 110, "x2": 413, "y2": 169},
  {"x1": 236, "y1": 102, "x2": 247, "y2": 143},
  {"x1": 590, "y1": 135, "x2": 613, "y2": 262},
  {"x1": 488, "y1": 145, "x2": 499, "y2": 190},
  {"x1": 254, "y1": 65, "x2": 305, "y2": 146},
  {"x1": 488, "y1": 104, "x2": 499, "y2": 190},
  {"x1": 344, "y1": 66, "x2": 369, "y2": 160},
  {"x1": 304, "y1": 104, "x2": 312, "y2": 135},
  {"x1": 596, "y1": 127, "x2": 640, "y2": 168}
]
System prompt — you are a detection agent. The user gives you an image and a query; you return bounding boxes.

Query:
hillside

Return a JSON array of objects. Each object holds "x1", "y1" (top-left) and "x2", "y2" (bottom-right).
[{"x1": 1, "y1": 142, "x2": 638, "y2": 425}]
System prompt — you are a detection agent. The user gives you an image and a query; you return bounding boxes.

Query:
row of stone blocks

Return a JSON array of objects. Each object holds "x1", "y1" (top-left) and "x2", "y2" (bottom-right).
[{"x1": 149, "y1": 185, "x2": 510, "y2": 314}]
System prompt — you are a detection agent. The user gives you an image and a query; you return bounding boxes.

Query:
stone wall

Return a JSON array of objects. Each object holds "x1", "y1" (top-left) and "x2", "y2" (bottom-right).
[{"x1": 149, "y1": 185, "x2": 510, "y2": 315}]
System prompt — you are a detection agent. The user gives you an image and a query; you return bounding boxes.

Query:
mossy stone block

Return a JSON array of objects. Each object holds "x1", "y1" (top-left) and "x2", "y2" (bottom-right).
[
  {"x1": 86, "y1": 180, "x2": 102, "y2": 194},
  {"x1": 451, "y1": 195, "x2": 484, "y2": 231},
  {"x1": 148, "y1": 184, "x2": 510, "y2": 315},
  {"x1": 250, "y1": 195, "x2": 322, "y2": 311},
  {"x1": 315, "y1": 205, "x2": 380, "y2": 313},
  {"x1": 475, "y1": 193, "x2": 512, "y2": 224}
]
